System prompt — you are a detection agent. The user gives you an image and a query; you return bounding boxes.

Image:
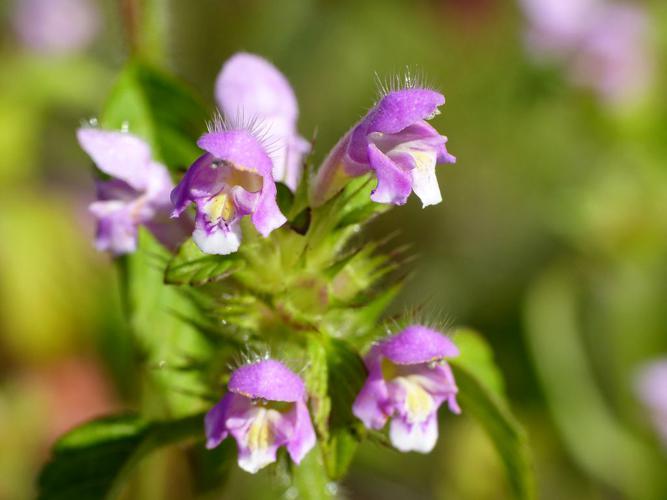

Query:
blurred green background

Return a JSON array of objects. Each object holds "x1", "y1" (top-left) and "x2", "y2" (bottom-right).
[{"x1": 1, "y1": 0, "x2": 666, "y2": 498}]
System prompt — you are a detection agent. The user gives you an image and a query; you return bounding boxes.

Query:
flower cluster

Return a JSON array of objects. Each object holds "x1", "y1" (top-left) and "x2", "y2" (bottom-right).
[
  {"x1": 206, "y1": 325, "x2": 459, "y2": 472},
  {"x1": 77, "y1": 52, "x2": 461, "y2": 474},
  {"x1": 520, "y1": 0, "x2": 655, "y2": 106}
]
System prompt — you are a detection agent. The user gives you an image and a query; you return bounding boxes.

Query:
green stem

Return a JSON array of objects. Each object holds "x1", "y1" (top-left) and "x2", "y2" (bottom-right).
[
  {"x1": 119, "y1": 0, "x2": 168, "y2": 64},
  {"x1": 120, "y1": 0, "x2": 141, "y2": 54}
]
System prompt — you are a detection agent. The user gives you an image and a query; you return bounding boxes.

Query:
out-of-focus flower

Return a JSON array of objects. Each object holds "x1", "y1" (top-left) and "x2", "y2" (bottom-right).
[
  {"x1": 171, "y1": 122, "x2": 286, "y2": 255},
  {"x1": 12, "y1": 0, "x2": 99, "y2": 55},
  {"x1": 520, "y1": 0, "x2": 655, "y2": 106},
  {"x1": 205, "y1": 359, "x2": 316, "y2": 473},
  {"x1": 215, "y1": 53, "x2": 310, "y2": 191},
  {"x1": 311, "y1": 85, "x2": 455, "y2": 207},
  {"x1": 636, "y1": 359, "x2": 667, "y2": 447},
  {"x1": 520, "y1": 0, "x2": 600, "y2": 57},
  {"x1": 77, "y1": 128, "x2": 177, "y2": 255},
  {"x1": 570, "y1": 4, "x2": 654, "y2": 106},
  {"x1": 353, "y1": 325, "x2": 460, "y2": 453}
]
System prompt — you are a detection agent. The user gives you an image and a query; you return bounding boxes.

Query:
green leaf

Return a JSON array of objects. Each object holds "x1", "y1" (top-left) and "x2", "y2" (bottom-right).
[
  {"x1": 452, "y1": 328, "x2": 505, "y2": 396},
  {"x1": 100, "y1": 59, "x2": 208, "y2": 171},
  {"x1": 38, "y1": 413, "x2": 204, "y2": 500},
  {"x1": 334, "y1": 176, "x2": 389, "y2": 229},
  {"x1": 306, "y1": 337, "x2": 366, "y2": 480},
  {"x1": 122, "y1": 230, "x2": 211, "y2": 415},
  {"x1": 98, "y1": 58, "x2": 211, "y2": 412},
  {"x1": 165, "y1": 238, "x2": 244, "y2": 286},
  {"x1": 450, "y1": 364, "x2": 535, "y2": 500}
]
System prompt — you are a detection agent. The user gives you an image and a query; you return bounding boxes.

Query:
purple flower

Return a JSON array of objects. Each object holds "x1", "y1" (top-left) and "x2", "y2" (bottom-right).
[
  {"x1": 12, "y1": 0, "x2": 99, "y2": 55},
  {"x1": 77, "y1": 128, "x2": 177, "y2": 255},
  {"x1": 636, "y1": 359, "x2": 667, "y2": 447},
  {"x1": 520, "y1": 0, "x2": 655, "y2": 106},
  {"x1": 171, "y1": 125, "x2": 287, "y2": 255},
  {"x1": 352, "y1": 325, "x2": 460, "y2": 453},
  {"x1": 205, "y1": 359, "x2": 316, "y2": 473},
  {"x1": 311, "y1": 86, "x2": 455, "y2": 207},
  {"x1": 570, "y1": 4, "x2": 654, "y2": 106},
  {"x1": 520, "y1": 0, "x2": 599, "y2": 57},
  {"x1": 215, "y1": 53, "x2": 310, "y2": 191}
]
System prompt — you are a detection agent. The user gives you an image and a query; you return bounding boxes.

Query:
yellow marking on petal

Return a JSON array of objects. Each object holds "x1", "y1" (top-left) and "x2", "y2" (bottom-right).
[
  {"x1": 205, "y1": 193, "x2": 236, "y2": 222},
  {"x1": 246, "y1": 408, "x2": 273, "y2": 452},
  {"x1": 410, "y1": 150, "x2": 437, "y2": 172},
  {"x1": 396, "y1": 376, "x2": 434, "y2": 424}
]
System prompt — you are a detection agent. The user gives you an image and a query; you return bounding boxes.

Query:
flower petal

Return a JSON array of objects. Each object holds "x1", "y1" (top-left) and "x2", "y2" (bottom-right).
[
  {"x1": 205, "y1": 393, "x2": 234, "y2": 449},
  {"x1": 285, "y1": 400, "x2": 317, "y2": 464},
  {"x1": 389, "y1": 413, "x2": 439, "y2": 453},
  {"x1": 89, "y1": 200, "x2": 138, "y2": 255},
  {"x1": 230, "y1": 406, "x2": 285, "y2": 474},
  {"x1": 77, "y1": 128, "x2": 162, "y2": 191},
  {"x1": 279, "y1": 133, "x2": 311, "y2": 191},
  {"x1": 215, "y1": 53, "x2": 299, "y2": 124},
  {"x1": 380, "y1": 325, "x2": 459, "y2": 365},
  {"x1": 367, "y1": 89, "x2": 445, "y2": 135},
  {"x1": 193, "y1": 221, "x2": 242, "y2": 255},
  {"x1": 368, "y1": 144, "x2": 412, "y2": 205},
  {"x1": 197, "y1": 131, "x2": 273, "y2": 177},
  {"x1": 406, "y1": 149, "x2": 442, "y2": 208},
  {"x1": 236, "y1": 441, "x2": 281, "y2": 474},
  {"x1": 251, "y1": 178, "x2": 287, "y2": 237},
  {"x1": 353, "y1": 347, "x2": 391, "y2": 429},
  {"x1": 170, "y1": 153, "x2": 223, "y2": 217},
  {"x1": 228, "y1": 360, "x2": 305, "y2": 403},
  {"x1": 215, "y1": 53, "x2": 309, "y2": 190}
]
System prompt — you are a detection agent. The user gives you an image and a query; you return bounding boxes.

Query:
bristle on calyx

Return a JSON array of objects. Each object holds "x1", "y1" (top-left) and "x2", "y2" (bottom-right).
[
  {"x1": 207, "y1": 110, "x2": 280, "y2": 157},
  {"x1": 374, "y1": 67, "x2": 435, "y2": 98}
]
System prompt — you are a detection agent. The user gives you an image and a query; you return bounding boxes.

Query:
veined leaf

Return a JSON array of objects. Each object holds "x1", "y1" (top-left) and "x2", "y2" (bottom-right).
[
  {"x1": 165, "y1": 238, "x2": 244, "y2": 286},
  {"x1": 38, "y1": 413, "x2": 204, "y2": 500}
]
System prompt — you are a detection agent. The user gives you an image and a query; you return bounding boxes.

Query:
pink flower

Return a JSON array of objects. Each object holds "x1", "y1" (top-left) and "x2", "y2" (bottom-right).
[
  {"x1": 77, "y1": 128, "x2": 178, "y2": 255},
  {"x1": 170, "y1": 122, "x2": 287, "y2": 255},
  {"x1": 205, "y1": 360, "x2": 316, "y2": 473},
  {"x1": 636, "y1": 359, "x2": 667, "y2": 447},
  {"x1": 311, "y1": 86, "x2": 455, "y2": 207},
  {"x1": 353, "y1": 325, "x2": 460, "y2": 453},
  {"x1": 215, "y1": 53, "x2": 310, "y2": 191}
]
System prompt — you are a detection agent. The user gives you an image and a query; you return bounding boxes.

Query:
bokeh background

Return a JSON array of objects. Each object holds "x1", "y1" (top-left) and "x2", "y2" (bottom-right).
[{"x1": 1, "y1": 0, "x2": 666, "y2": 498}]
